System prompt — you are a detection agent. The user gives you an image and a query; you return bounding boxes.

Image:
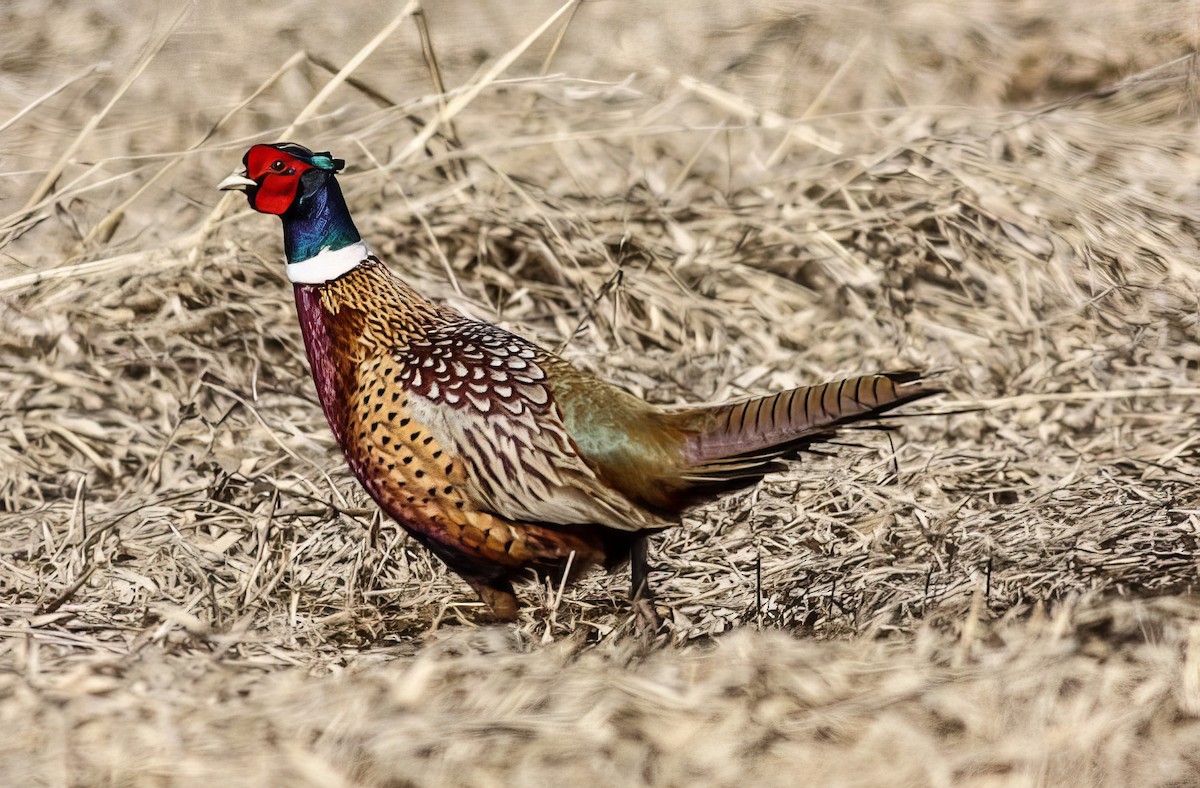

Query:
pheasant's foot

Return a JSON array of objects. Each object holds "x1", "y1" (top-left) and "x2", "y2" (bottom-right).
[
  {"x1": 628, "y1": 535, "x2": 665, "y2": 634},
  {"x1": 633, "y1": 597, "x2": 665, "y2": 636}
]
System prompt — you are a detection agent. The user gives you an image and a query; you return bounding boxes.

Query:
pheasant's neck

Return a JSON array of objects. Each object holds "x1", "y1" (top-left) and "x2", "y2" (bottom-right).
[
  {"x1": 281, "y1": 178, "x2": 364, "y2": 280},
  {"x1": 295, "y1": 263, "x2": 446, "y2": 364},
  {"x1": 292, "y1": 264, "x2": 444, "y2": 445},
  {"x1": 293, "y1": 283, "x2": 352, "y2": 444},
  {"x1": 286, "y1": 241, "x2": 369, "y2": 284}
]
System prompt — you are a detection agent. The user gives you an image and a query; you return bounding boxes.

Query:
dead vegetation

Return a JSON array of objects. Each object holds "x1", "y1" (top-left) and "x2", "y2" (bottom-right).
[{"x1": 1, "y1": 1, "x2": 1199, "y2": 785}]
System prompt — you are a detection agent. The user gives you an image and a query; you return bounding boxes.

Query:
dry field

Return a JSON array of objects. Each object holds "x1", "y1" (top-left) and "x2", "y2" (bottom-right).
[{"x1": 2, "y1": 1, "x2": 1200, "y2": 785}]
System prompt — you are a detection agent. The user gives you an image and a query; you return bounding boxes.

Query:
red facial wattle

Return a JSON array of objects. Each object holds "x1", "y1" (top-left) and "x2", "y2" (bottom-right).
[{"x1": 243, "y1": 145, "x2": 314, "y2": 215}]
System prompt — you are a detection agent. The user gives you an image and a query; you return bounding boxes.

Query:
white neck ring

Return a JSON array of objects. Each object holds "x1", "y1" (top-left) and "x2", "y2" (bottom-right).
[{"x1": 286, "y1": 241, "x2": 370, "y2": 284}]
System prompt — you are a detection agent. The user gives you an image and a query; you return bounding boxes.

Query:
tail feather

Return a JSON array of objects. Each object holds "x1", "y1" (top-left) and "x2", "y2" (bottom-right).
[{"x1": 681, "y1": 371, "x2": 938, "y2": 477}]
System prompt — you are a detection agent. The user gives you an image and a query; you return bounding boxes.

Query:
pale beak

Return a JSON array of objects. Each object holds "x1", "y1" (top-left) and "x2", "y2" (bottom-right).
[{"x1": 217, "y1": 167, "x2": 257, "y2": 191}]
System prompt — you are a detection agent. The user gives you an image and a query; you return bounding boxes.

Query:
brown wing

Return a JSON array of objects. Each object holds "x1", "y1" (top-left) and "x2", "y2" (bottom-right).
[{"x1": 394, "y1": 319, "x2": 670, "y2": 533}]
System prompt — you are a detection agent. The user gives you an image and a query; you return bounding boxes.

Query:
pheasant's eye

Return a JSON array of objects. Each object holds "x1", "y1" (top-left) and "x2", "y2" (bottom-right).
[{"x1": 270, "y1": 160, "x2": 286, "y2": 172}]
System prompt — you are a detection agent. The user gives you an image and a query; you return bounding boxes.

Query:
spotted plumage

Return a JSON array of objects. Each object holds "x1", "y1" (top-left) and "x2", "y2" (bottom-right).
[{"x1": 220, "y1": 142, "x2": 940, "y2": 621}]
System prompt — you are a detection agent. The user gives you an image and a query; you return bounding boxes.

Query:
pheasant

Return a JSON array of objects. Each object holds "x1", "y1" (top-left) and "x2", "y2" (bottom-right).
[{"x1": 218, "y1": 142, "x2": 937, "y2": 621}]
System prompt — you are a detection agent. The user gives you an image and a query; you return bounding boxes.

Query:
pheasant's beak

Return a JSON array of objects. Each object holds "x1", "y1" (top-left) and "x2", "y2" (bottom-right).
[{"x1": 217, "y1": 167, "x2": 257, "y2": 191}]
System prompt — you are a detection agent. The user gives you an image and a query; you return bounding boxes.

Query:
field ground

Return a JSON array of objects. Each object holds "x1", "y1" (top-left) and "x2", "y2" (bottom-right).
[{"x1": 2, "y1": 1, "x2": 1199, "y2": 785}]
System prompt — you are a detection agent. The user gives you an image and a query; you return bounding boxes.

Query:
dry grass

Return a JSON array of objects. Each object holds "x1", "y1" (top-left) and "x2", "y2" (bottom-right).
[{"x1": 2, "y1": 1, "x2": 1200, "y2": 785}]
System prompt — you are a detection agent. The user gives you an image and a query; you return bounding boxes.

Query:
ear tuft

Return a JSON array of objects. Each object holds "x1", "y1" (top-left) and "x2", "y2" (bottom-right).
[{"x1": 310, "y1": 152, "x2": 345, "y2": 172}]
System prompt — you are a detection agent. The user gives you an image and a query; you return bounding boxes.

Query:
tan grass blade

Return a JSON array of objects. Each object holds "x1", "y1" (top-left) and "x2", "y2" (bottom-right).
[
  {"x1": 18, "y1": 3, "x2": 192, "y2": 216},
  {"x1": 0, "y1": 248, "x2": 157, "y2": 294},
  {"x1": 412, "y1": 2, "x2": 468, "y2": 183},
  {"x1": 944, "y1": 388, "x2": 1200, "y2": 410},
  {"x1": 538, "y1": 0, "x2": 582, "y2": 75},
  {"x1": 678, "y1": 74, "x2": 843, "y2": 155},
  {"x1": 0, "y1": 66, "x2": 99, "y2": 136},
  {"x1": 392, "y1": 0, "x2": 580, "y2": 167}
]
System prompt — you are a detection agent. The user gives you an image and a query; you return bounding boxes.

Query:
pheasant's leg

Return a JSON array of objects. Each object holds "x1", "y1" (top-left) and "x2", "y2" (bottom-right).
[
  {"x1": 629, "y1": 536, "x2": 663, "y2": 631},
  {"x1": 463, "y1": 575, "x2": 519, "y2": 621},
  {"x1": 630, "y1": 536, "x2": 654, "y2": 603}
]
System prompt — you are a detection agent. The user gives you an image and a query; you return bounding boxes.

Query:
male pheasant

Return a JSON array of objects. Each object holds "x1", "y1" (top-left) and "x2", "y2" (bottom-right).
[{"x1": 219, "y1": 142, "x2": 936, "y2": 621}]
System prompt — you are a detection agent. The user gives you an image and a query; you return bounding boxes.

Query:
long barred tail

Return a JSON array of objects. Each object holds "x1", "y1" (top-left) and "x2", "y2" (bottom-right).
[{"x1": 679, "y1": 371, "x2": 938, "y2": 482}]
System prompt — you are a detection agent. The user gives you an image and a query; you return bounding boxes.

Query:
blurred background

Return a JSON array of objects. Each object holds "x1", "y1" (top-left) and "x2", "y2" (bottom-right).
[{"x1": 1, "y1": 0, "x2": 1195, "y2": 265}]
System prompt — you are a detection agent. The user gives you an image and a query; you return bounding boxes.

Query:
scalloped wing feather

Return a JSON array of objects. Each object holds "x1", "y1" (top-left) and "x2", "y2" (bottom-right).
[{"x1": 397, "y1": 320, "x2": 669, "y2": 533}]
